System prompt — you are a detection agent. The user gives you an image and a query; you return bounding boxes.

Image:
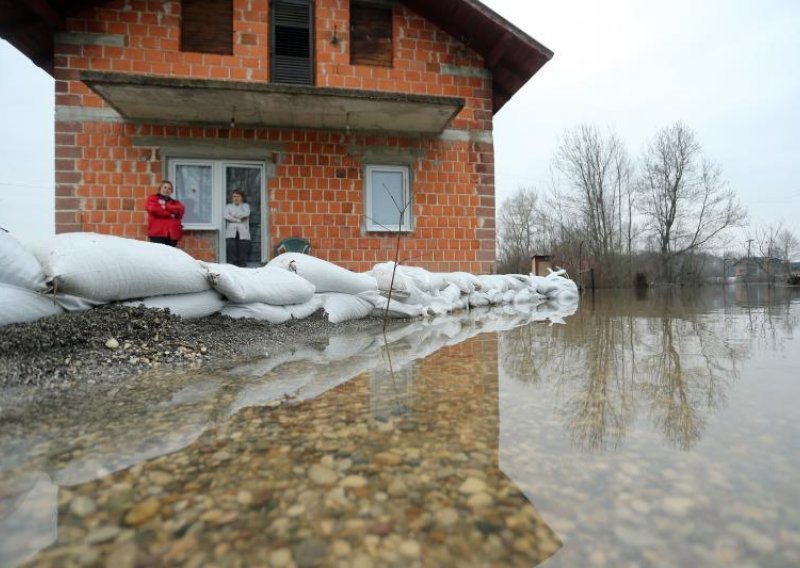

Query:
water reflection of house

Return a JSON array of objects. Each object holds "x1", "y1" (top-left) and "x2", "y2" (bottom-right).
[{"x1": 734, "y1": 257, "x2": 787, "y2": 283}]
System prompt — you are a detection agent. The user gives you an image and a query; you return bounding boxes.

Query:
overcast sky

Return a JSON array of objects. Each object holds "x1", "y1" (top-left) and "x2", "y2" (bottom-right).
[{"x1": 1, "y1": 0, "x2": 799, "y2": 250}]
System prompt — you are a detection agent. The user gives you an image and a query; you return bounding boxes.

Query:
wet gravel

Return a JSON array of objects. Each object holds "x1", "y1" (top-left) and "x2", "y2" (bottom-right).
[{"x1": 0, "y1": 305, "x2": 383, "y2": 395}]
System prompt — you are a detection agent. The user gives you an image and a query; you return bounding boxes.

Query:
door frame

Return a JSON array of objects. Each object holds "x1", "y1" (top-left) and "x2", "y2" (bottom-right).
[{"x1": 168, "y1": 158, "x2": 268, "y2": 264}]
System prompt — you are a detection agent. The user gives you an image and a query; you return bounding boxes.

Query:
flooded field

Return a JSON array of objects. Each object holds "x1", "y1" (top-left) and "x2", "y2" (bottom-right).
[{"x1": 1, "y1": 285, "x2": 799, "y2": 567}]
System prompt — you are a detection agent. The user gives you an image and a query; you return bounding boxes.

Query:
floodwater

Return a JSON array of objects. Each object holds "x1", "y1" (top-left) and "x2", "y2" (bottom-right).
[{"x1": 1, "y1": 285, "x2": 799, "y2": 567}]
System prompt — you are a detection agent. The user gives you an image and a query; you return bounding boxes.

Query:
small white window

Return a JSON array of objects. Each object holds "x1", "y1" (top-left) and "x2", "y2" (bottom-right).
[{"x1": 365, "y1": 164, "x2": 411, "y2": 232}]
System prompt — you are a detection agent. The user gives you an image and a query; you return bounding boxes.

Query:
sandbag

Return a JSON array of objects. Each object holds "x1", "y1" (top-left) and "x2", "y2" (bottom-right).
[
  {"x1": 124, "y1": 290, "x2": 226, "y2": 319},
  {"x1": 468, "y1": 292, "x2": 491, "y2": 307},
  {"x1": 477, "y1": 274, "x2": 511, "y2": 294},
  {"x1": 367, "y1": 262, "x2": 414, "y2": 296},
  {"x1": 396, "y1": 265, "x2": 447, "y2": 293},
  {"x1": 53, "y1": 293, "x2": 107, "y2": 313},
  {"x1": 268, "y1": 253, "x2": 377, "y2": 294},
  {"x1": 202, "y1": 263, "x2": 315, "y2": 305},
  {"x1": 221, "y1": 297, "x2": 321, "y2": 324},
  {"x1": 360, "y1": 291, "x2": 425, "y2": 319},
  {"x1": 0, "y1": 230, "x2": 47, "y2": 291},
  {"x1": 31, "y1": 233, "x2": 209, "y2": 301},
  {"x1": 318, "y1": 293, "x2": 374, "y2": 324},
  {"x1": 439, "y1": 272, "x2": 482, "y2": 294},
  {"x1": 0, "y1": 283, "x2": 64, "y2": 327}
]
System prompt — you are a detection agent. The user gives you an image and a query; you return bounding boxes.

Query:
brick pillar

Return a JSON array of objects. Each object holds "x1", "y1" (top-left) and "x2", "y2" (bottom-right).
[
  {"x1": 474, "y1": 141, "x2": 495, "y2": 274},
  {"x1": 54, "y1": 121, "x2": 84, "y2": 233}
]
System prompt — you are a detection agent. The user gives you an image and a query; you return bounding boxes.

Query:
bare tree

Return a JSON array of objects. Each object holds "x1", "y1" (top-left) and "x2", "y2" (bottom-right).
[
  {"x1": 553, "y1": 124, "x2": 635, "y2": 258},
  {"x1": 746, "y1": 223, "x2": 799, "y2": 284},
  {"x1": 497, "y1": 187, "x2": 541, "y2": 273},
  {"x1": 637, "y1": 122, "x2": 746, "y2": 283},
  {"x1": 777, "y1": 228, "x2": 800, "y2": 264}
]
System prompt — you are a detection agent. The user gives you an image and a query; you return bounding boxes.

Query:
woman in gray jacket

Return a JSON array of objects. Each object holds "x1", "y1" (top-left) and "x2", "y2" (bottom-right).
[{"x1": 224, "y1": 189, "x2": 250, "y2": 266}]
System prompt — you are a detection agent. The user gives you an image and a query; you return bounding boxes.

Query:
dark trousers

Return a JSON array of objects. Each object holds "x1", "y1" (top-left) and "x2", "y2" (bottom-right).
[
  {"x1": 226, "y1": 236, "x2": 250, "y2": 267},
  {"x1": 149, "y1": 236, "x2": 177, "y2": 247}
]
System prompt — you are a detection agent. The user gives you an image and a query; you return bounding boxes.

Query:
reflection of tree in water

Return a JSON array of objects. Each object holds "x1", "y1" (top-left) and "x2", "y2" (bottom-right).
[
  {"x1": 736, "y1": 286, "x2": 800, "y2": 351},
  {"x1": 638, "y1": 314, "x2": 741, "y2": 450},
  {"x1": 501, "y1": 298, "x2": 638, "y2": 451},
  {"x1": 498, "y1": 289, "x2": 798, "y2": 451}
]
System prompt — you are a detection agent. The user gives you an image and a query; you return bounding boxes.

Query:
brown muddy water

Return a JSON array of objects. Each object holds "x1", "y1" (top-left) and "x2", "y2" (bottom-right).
[{"x1": 1, "y1": 285, "x2": 799, "y2": 567}]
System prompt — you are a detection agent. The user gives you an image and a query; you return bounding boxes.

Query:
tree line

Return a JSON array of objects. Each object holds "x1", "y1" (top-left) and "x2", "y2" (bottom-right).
[{"x1": 497, "y1": 122, "x2": 798, "y2": 287}]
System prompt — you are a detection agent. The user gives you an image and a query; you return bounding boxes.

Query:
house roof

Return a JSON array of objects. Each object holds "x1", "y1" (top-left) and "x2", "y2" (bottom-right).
[{"x1": 0, "y1": 0, "x2": 552, "y2": 114}]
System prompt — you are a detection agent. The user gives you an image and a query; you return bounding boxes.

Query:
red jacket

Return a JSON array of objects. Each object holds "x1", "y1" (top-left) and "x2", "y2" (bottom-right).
[{"x1": 146, "y1": 193, "x2": 184, "y2": 241}]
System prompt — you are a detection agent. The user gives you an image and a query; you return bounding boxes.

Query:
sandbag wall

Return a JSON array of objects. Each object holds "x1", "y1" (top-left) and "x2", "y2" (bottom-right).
[{"x1": 0, "y1": 232, "x2": 579, "y2": 328}]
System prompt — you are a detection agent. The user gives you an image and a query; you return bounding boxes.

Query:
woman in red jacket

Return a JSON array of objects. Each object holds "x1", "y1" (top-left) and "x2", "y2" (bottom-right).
[{"x1": 145, "y1": 180, "x2": 184, "y2": 246}]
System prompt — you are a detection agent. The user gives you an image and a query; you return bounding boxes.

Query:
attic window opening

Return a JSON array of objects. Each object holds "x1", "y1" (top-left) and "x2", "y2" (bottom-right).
[
  {"x1": 181, "y1": 0, "x2": 234, "y2": 55},
  {"x1": 350, "y1": 1, "x2": 393, "y2": 67}
]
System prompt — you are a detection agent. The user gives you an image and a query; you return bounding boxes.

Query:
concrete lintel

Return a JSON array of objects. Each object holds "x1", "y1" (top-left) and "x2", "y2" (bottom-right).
[
  {"x1": 134, "y1": 136, "x2": 286, "y2": 163},
  {"x1": 439, "y1": 129, "x2": 493, "y2": 143},
  {"x1": 55, "y1": 32, "x2": 126, "y2": 47},
  {"x1": 441, "y1": 63, "x2": 493, "y2": 80},
  {"x1": 346, "y1": 145, "x2": 425, "y2": 165},
  {"x1": 56, "y1": 106, "x2": 123, "y2": 122}
]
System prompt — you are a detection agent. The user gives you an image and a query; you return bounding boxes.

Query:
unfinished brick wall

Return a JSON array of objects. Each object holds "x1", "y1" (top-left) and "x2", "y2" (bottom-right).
[{"x1": 53, "y1": 0, "x2": 497, "y2": 273}]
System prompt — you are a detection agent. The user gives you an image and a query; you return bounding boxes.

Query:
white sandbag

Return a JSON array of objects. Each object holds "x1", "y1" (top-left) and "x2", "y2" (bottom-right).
[
  {"x1": 0, "y1": 230, "x2": 47, "y2": 291},
  {"x1": 221, "y1": 297, "x2": 321, "y2": 324},
  {"x1": 367, "y1": 262, "x2": 414, "y2": 296},
  {"x1": 537, "y1": 270, "x2": 579, "y2": 298},
  {"x1": 202, "y1": 262, "x2": 315, "y2": 305},
  {"x1": 31, "y1": 233, "x2": 209, "y2": 301},
  {"x1": 268, "y1": 253, "x2": 377, "y2": 294},
  {"x1": 439, "y1": 272, "x2": 482, "y2": 294},
  {"x1": 0, "y1": 283, "x2": 64, "y2": 327},
  {"x1": 468, "y1": 291, "x2": 491, "y2": 307},
  {"x1": 512, "y1": 288, "x2": 534, "y2": 304},
  {"x1": 318, "y1": 293, "x2": 374, "y2": 324},
  {"x1": 505, "y1": 274, "x2": 529, "y2": 290},
  {"x1": 477, "y1": 274, "x2": 510, "y2": 293},
  {"x1": 124, "y1": 290, "x2": 226, "y2": 319},
  {"x1": 360, "y1": 291, "x2": 424, "y2": 319},
  {"x1": 53, "y1": 293, "x2": 107, "y2": 313},
  {"x1": 396, "y1": 265, "x2": 447, "y2": 292}
]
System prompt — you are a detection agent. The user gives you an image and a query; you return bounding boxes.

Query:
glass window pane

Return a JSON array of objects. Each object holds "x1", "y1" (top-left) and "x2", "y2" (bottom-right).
[
  {"x1": 175, "y1": 164, "x2": 213, "y2": 225},
  {"x1": 371, "y1": 170, "x2": 406, "y2": 228}
]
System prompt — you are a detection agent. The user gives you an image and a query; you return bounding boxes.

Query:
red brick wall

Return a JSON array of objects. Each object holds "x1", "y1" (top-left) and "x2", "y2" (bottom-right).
[{"x1": 53, "y1": 0, "x2": 497, "y2": 273}]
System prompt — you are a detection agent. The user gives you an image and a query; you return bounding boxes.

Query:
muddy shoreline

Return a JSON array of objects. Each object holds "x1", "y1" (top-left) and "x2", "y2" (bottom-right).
[{"x1": 0, "y1": 304, "x2": 385, "y2": 399}]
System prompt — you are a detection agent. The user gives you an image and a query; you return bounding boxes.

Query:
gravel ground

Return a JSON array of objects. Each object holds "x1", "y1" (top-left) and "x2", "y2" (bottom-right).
[{"x1": 0, "y1": 305, "x2": 384, "y2": 395}]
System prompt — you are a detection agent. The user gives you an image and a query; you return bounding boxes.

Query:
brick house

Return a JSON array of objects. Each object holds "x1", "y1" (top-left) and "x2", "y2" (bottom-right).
[{"x1": 0, "y1": 0, "x2": 551, "y2": 273}]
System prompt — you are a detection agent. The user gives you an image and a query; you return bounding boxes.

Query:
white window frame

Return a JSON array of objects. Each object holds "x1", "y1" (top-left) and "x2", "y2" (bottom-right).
[
  {"x1": 168, "y1": 159, "x2": 268, "y2": 262},
  {"x1": 364, "y1": 164, "x2": 412, "y2": 232},
  {"x1": 170, "y1": 159, "x2": 219, "y2": 230}
]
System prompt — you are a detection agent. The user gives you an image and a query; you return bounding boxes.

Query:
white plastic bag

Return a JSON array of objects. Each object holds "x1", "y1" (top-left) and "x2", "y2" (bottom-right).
[
  {"x1": 32, "y1": 233, "x2": 209, "y2": 301},
  {"x1": 124, "y1": 290, "x2": 226, "y2": 319},
  {"x1": 221, "y1": 297, "x2": 321, "y2": 324},
  {"x1": 318, "y1": 293, "x2": 375, "y2": 324},
  {"x1": 0, "y1": 283, "x2": 64, "y2": 327},
  {"x1": 268, "y1": 253, "x2": 377, "y2": 294},
  {"x1": 360, "y1": 290, "x2": 424, "y2": 319},
  {"x1": 202, "y1": 262, "x2": 315, "y2": 305},
  {"x1": 0, "y1": 230, "x2": 47, "y2": 291}
]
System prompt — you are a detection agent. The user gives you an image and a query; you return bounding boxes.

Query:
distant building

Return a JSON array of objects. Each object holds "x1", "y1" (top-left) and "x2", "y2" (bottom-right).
[
  {"x1": 530, "y1": 254, "x2": 553, "y2": 276},
  {"x1": 734, "y1": 257, "x2": 787, "y2": 283}
]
